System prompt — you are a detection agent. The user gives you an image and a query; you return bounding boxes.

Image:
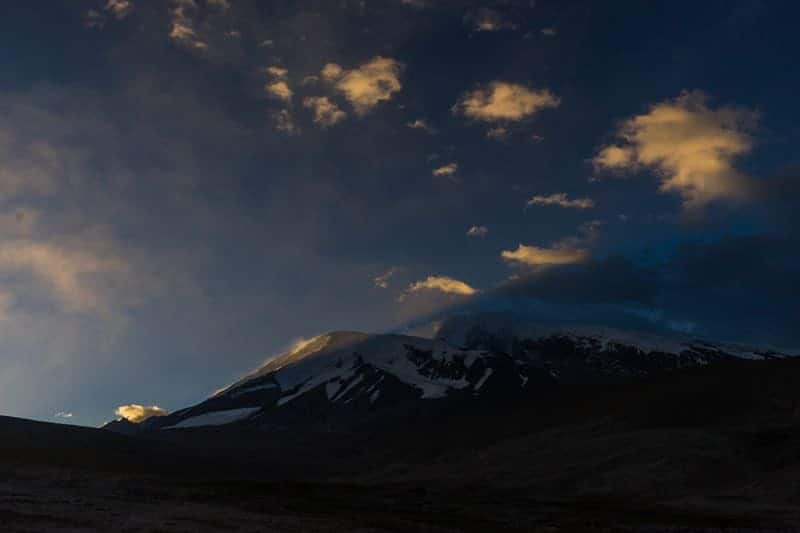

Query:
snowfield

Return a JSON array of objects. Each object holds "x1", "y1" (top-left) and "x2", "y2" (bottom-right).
[{"x1": 163, "y1": 407, "x2": 261, "y2": 429}]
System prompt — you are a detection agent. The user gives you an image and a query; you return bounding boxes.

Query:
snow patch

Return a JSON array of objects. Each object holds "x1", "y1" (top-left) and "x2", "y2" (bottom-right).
[
  {"x1": 229, "y1": 383, "x2": 278, "y2": 398},
  {"x1": 475, "y1": 368, "x2": 494, "y2": 390},
  {"x1": 164, "y1": 407, "x2": 260, "y2": 429}
]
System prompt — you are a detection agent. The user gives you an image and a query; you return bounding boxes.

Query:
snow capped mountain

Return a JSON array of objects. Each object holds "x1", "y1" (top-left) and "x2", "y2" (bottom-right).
[
  {"x1": 141, "y1": 330, "x2": 534, "y2": 431},
  {"x1": 125, "y1": 315, "x2": 793, "y2": 433}
]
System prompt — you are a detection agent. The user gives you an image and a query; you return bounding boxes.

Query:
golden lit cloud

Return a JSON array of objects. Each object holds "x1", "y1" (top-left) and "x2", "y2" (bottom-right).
[
  {"x1": 501, "y1": 243, "x2": 589, "y2": 267},
  {"x1": 501, "y1": 222, "x2": 600, "y2": 268},
  {"x1": 115, "y1": 404, "x2": 169, "y2": 423},
  {"x1": 593, "y1": 145, "x2": 634, "y2": 168},
  {"x1": 169, "y1": 0, "x2": 208, "y2": 51},
  {"x1": 321, "y1": 57, "x2": 402, "y2": 115},
  {"x1": 265, "y1": 81, "x2": 293, "y2": 102},
  {"x1": 432, "y1": 162, "x2": 458, "y2": 177},
  {"x1": 407, "y1": 275, "x2": 478, "y2": 296},
  {"x1": 527, "y1": 193, "x2": 594, "y2": 209},
  {"x1": 303, "y1": 96, "x2": 347, "y2": 127},
  {"x1": 454, "y1": 82, "x2": 560, "y2": 122},
  {"x1": 593, "y1": 90, "x2": 757, "y2": 208},
  {"x1": 321, "y1": 63, "x2": 343, "y2": 81}
]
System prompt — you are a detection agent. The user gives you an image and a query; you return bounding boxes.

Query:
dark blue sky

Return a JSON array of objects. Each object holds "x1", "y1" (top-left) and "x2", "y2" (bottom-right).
[{"x1": 0, "y1": 0, "x2": 798, "y2": 426}]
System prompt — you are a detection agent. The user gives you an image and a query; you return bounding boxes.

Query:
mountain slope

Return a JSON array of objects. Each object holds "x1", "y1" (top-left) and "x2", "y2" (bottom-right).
[{"x1": 126, "y1": 319, "x2": 792, "y2": 433}]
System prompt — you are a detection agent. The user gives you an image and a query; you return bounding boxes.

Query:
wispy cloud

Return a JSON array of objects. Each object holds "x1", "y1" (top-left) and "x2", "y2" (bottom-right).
[
  {"x1": 405, "y1": 275, "x2": 477, "y2": 297},
  {"x1": 501, "y1": 221, "x2": 601, "y2": 268},
  {"x1": 373, "y1": 267, "x2": 398, "y2": 289},
  {"x1": 527, "y1": 193, "x2": 594, "y2": 209},
  {"x1": 432, "y1": 162, "x2": 458, "y2": 177},
  {"x1": 105, "y1": 0, "x2": 134, "y2": 19},
  {"x1": 85, "y1": 0, "x2": 134, "y2": 28},
  {"x1": 272, "y1": 109, "x2": 299, "y2": 135},
  {"x1": 407, "y1": 118, "x2": 436, "y2": 133},
  {"x1": 486, "y1": 126, "x2": 510, "y2": 140},
  {"x1": 466, "y1": 225, "x2": 488, "y2": 237}
]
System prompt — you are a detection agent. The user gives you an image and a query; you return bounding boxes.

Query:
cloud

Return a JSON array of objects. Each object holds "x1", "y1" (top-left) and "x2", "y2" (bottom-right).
[
  {"x1": 85, "y1": 0, "x2": 133, "y2": 27},
  {"x1": 465, "y1": 7, "x2": 517, "y2": 32},
  {"x1": 454, "y1": 82, "x2": 560, "y2": 123},
  {"x1": 373, "y1": 267, "x2": 398, "y2": 289},
  {"x1": 54, "y1": 411, "x2": 73, "y2": 419},
  {"x1": 502, "y1": 243, "x2": 589, "y2": 267},
  {"x1": 486, "y1": 126, "x2": 510, "y2": 140},
  {"x1": 407, "y1": 118, "x2": 436, "y2": 133},
  {"x1": 527, "y1": 193, "x2": 594, "y2": 209},
  {"x1": 263, "y1": 67, "x2": 293, "y2": 102},
  {"x1": 169, "y1": 0, "x2": 208, "y2": 51},
  {"x1": 303, "y1": 96, "x2": 347, "y2": 127},
  {"x1": 84, "y1": 10, "x2": 105, "y2": 28},
  {"x1": 115, "y1": 404, "x2": 168, "y2": 423},
  {"x1": 501, "y1": 221, "x2": 600, "y2": 268},
  {"x1": 464, "y1": 233, "x2": 800, "y2": 348},
  {"x1": 406, "y1": 276, "x2": 478, "y2": 297},
  {"x1": 265, "y1": 66, "x2": 288, "y2": 79},
  {"x1": 105, "y1": 0, "x2": 134, "y2": 19},
  {"x1": 321, "y1": 63, "x2": 343, "y2": 81},
  {"x1": 321, "y1": 57, "x2": 402, "y2": 115},
  {"x1": 0, "y1": 240, "x2": 130, "y2": 314},
  {"x1": 265, "y1": 81, "x2": 293, "y2": 102},
  {"x1": 466, "y1": 225, "x2": 488, "y2": 237},
  {"x1": 593, "y1": 90, "x2": 757, "y2": 208},
  {"x1": 432, "y1": 162, "x2": 458, "y2": 177},
  {"x1": 272, "y1": 109, "x2": 299, "y2": 135}
]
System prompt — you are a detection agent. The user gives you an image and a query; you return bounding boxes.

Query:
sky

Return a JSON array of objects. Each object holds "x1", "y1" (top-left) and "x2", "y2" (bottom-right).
[{"x1": 0, "y1": 0, "x2": 799, "y2": 427}]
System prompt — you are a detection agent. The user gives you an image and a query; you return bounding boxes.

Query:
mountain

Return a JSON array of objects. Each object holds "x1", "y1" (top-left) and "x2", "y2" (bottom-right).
[
  {"x1": 120, "y1": 314, "x2": 792, "y2": 433},
  {"x1": 18, "y1": 355, "x2": 800, "y2": 531},
  {"x1": 12, "y1": 315, "x2": 800, "y2": 530}
]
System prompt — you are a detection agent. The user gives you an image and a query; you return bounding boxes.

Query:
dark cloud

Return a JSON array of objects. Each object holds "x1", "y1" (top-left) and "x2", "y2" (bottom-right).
[{"x1": 423, "y1": 232, "x2": 800, "y2": 349}]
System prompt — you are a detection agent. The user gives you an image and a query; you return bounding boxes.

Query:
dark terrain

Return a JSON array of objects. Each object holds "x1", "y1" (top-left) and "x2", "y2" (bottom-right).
[{"x1": 3, "y1": 356, "x2": 800, "y2": 531}]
